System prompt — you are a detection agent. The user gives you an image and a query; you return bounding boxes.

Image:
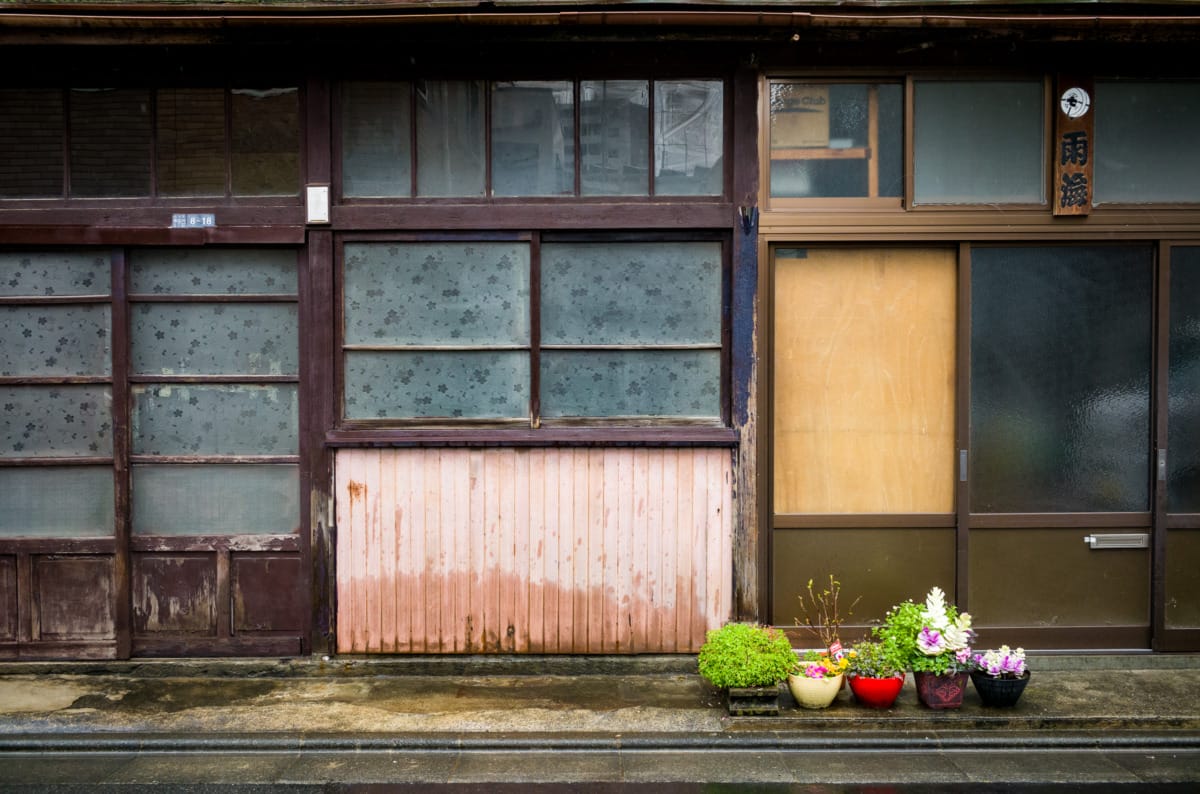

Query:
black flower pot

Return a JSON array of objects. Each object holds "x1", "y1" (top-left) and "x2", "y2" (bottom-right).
[{"x1": 971, "y1": 670, "x2": 1031, "y2": 707}]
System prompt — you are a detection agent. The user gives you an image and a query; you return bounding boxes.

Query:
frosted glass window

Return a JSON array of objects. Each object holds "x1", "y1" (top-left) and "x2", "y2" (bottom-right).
[
  {"x1": 132, "y1": 384, "x2": 298, "y2": 456},
  {"x1": 133, "y1": 464, "x2": 298, "y2": 535},
  {"x1": 0, "y1": 467, "x2": 113, "y2": 538},
  {"x1": 914, "y1": 81, "x2": 1044, "y2": 205},
  {"x1": 0, "y1": 305, "x2": 111, "y2": 377},
  {"x1": 344, "y1": 242, "x2": 529, "y2": 346},
  {"x1": 1095, "y1": 82, "x2": 1200, "y2": 204},
  {"x1": 417, "y1": 81, "x2": 485, "y2": 197},
  {"x1": 131, "y1": 304, "x2": 297, "y2": 376},
  {"x1": 69, "y1": 88, "x2": 152, "y2": 198},
  {"x1": 654, "y1": 81, "x2": 724, "y2": 196},
  {"x1": 580, "y1": 81, "x2": 649, "y2": 196},
  {"x1": 0, "y1": 89, "x2": 64, "y2": 198},
  {"x1": 1, "y1": 386, "x2": 112, "y2": 457},
  {"x1": 541, "y1": 242, "x2": 720, "y2": 345},
  {"x1": 541, "y1": 350, "x2": 719, "y2": 418},
  {"x1": 0, "y1": 251, "x2": 109, "y2": 298},
  {"x1": 156, "y1": 88, "x2": 226, "y2": 197},
  {"x1": 769, "y1": 82, "x2": 902, "y2": 199},
  {"x1": 342, "y1": 81, "x2": 412, "y2": 198},
  {"x1": 129, "y1": 248, "x2": 296, "y2": 295},
  {"x1": 492, "y1": 82, "x2": 574, "y2": 196},
  {"x1": 1169, "y1": 247, "x2": 1200, "y2": 512},
  {"x1": 231, "y1": 88, "x2": 300, "y2": 196},
  {"x1": 345, "y1": 351, "x2": 528, "y2": 420},
  {"x1": 970, "y1": 246, "x2": 1152, "y2": 513}
]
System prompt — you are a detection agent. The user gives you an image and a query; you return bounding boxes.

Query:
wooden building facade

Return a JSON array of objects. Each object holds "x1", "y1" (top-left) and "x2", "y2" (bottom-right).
[{"x1": 1, "y1": 1, "x2": 1198, "y2": 660}]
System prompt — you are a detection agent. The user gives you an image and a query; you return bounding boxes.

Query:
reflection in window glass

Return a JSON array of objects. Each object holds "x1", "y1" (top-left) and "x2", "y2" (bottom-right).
[
  {"x1": 914, "y1": 81, "x2": 1044, "y2": 204},
  {"x1": 654, "y1": 81, "x2": 723, "y2": 196},
  {"x1": 769, "y1": 83, "x2": 902, "y2": 199},
  {"x1": 157, "y1": 88, "x2": 226, "y2": 197},
  {"x1": 417, "y1": 81, "x2": 485, "y2": 197},
  {"x1": 492, "y1": 81, "x2": 574, "y2": 196},
  {"x1": 342, "y1": 82, "x2": 412, "y2": 198},
  {"x1": 1096, "y1": 82, "x2": 1200, "y2": 204},
  {"x1": 1169, "y1": 247, "x2": 1200, "y2": 512},
  {"x1": 70, "y1": 88, "x2": 152, "y2": 197},
  {"x1": 970, "y1": 246, "x2": 1152, "y2": 513},
  {"x1": 0, "y1": 89, "x2": 64, "y2": 198},
  {"x1": 581, "y1": 81, "x2": 649, "y2": 196},
  {"x1": 231, "y1": 88, "x2": 300, "y2": 196}
]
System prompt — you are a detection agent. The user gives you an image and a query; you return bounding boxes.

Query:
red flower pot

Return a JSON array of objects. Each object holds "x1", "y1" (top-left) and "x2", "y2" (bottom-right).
[
  {"x1": 913, "y1": 671, "x2": 969, "y2": 709},
  {"x1": 847, "y1": 673, "x2": 905, "y2": 709}
]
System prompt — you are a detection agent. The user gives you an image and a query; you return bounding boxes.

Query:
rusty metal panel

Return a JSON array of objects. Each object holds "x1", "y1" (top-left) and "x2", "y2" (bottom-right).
[
  {"x1": 335, "y1": 447, "x2": 734, "y2": 654},
  {"x1": 232, "y1": 554, "x2": 304, "y2": 633},
  {"x1": 132, "y1": 554, "x2": 216, "y2": 636},
  {"x1": 32, "y1": 555, "x2": 115, "y2": 641},
  {"x1": 0, "y1": 556, "x2": 15, "y2": 641}
]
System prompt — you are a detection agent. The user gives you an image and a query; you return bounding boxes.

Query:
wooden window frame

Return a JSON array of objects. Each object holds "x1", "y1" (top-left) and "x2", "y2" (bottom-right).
[{"x1": 330, "y1": 230, "x2": 736, "y2": 446}]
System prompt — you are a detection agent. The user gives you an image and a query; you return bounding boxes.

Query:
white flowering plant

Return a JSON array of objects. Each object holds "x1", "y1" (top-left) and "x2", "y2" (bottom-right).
[
  {"x1": 874, "y1": 586, "x2": 974, "y2": 675},
  {"x1": 973, "y1": 645, "x2": 1027, "y2": 679}
]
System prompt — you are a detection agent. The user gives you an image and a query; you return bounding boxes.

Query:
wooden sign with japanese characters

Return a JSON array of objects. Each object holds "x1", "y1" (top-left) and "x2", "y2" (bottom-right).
[{"x1": 1054, "y1": 76, "x2": 1094, "y2": 216}]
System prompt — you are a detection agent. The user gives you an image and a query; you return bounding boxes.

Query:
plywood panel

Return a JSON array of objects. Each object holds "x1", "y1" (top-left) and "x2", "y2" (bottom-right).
[
  {"x1": 773, "y1": 247, "x2": 956, "y2": 514},
  {"x1": 335, "y1": 447, "x2": 734, "y2": 654},
  {"x1": 132, "y1": 554, "x2": 216, "y2": 635},
  {"x1": 232, "y1": 554, "x2": 303, "y2": 633}
]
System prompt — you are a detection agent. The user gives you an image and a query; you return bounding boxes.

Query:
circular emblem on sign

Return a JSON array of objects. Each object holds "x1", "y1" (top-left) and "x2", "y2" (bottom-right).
[{"x1": 1060, "y1": 87, "x2": 1091, "y2": 119}]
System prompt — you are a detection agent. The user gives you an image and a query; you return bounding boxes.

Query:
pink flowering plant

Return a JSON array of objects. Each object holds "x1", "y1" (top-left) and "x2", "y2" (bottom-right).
[
  {"x1": 973, "y1": 645, "x2": 1027, "y2": 679},
  {"x1": 874, "y1": 586, "x2": 974, "y2": 675},
  {"x1": 793, "y1": 649, "x2": 850, "y2": 680}
]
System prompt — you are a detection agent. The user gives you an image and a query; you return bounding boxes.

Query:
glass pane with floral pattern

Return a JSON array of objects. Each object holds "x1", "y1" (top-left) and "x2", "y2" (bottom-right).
[
  {"x1": 129, "y1": 248, "x2": 297, "y2": 295},
  {"x1": 0, "y1": 385, "x2": 112, "y2": 457},
  {"x1": 492, "y1": 81, "x2": 574, "y2": 196},
  {"x1": 654, "y1": 80, "x2": 724, "y2": 196},
  {"x1": 131, "y1": 303, "x2": 297, "y2": 376},
  {"x1": 1, "y1": 305, "x2": 110, "y2": 376},
  {"x1": 541, "y1": 350, "x2": 720, "y2": 418},
  {"x1": 133, "y1": 464, "x2": 298, "y2": 535},
  {"x1": 541, "y1": 241, "x2": 720, "y2": 345},
  {"x1": 345, "y1": 350, "x2": 528, "y2": 420},
  {"x1": 0, "y1": 251, "x2": 110, "y2": 297},
  {"x1": 0, "y1": 467, "x2": 113, "y2": 537},
  {"x1": 344, "y1": 242, "x2": 529, "y2": 346},
  {"x1": 132, "y1": 384, "x2": 298, "y2": 456}
]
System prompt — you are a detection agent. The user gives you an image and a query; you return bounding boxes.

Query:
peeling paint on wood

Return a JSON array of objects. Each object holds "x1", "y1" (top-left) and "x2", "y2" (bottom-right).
[{"x1": 335, "y1": 448, "x2": 733, "y2": 654}]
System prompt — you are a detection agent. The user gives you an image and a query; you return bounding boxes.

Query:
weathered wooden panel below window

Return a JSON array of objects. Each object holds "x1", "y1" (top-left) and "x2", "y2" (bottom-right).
[{"x1": 335, "y1": 447, "x2": 734, "y2": 654}]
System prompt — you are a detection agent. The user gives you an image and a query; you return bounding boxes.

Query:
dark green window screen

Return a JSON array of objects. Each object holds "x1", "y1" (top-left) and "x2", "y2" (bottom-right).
[{"x1": 1169, "y1": 247, "x2": 1200, "y2": 512}]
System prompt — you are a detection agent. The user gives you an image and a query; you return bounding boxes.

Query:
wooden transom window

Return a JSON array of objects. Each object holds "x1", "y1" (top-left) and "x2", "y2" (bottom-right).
[
  {"x1": 339, "y1": 80, "x2": 725, "y2": 199},
  {"x1": 0, "y1": 87, "x2": 300, "y2": 200},
  {"x1": 340, "y1": 235, "x2": 725, "y2": 426}
]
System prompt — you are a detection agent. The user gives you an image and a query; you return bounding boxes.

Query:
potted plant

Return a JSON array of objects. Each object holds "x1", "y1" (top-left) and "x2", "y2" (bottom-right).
[
  {"x1": 697, "y1": 622, "x2": 797, "y2": 716},
  {"x1": 787, "y1": 649, "x2": 849, "y2": 709},
  {"x1": 845, "y1": 639, "x2": 906, "y2": 709},
  {"x1": 794, "y1": 574, "x2": 861, "y2": 651},
  {"x1": 876, "y1": 586, "x2": 974, "y2": 709},
  {"x1": 971, "y1": 645, "x2": 1030, "y2": 707}
]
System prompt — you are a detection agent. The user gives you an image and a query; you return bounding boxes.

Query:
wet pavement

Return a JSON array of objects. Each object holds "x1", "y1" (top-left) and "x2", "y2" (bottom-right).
[{"x1": 1, "y1": 654, "x2": 1198, "y2": 789}]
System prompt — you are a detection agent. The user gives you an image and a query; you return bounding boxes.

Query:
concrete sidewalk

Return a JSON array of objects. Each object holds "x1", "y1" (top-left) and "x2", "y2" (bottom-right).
[{"x1": 1, "y1": 654, "x2": 1199, "y2": 788}]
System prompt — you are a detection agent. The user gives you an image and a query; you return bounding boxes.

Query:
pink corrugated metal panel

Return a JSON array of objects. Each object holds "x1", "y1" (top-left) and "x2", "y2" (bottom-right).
[{"x1": 335, "y1": 447, "x2": 733, "y2": 654}]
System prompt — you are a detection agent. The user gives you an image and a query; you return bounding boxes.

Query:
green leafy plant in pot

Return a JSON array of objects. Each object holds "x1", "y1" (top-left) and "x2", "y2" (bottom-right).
[
  {"x1": 698, "y1": 622, "x2": 796, "y2": 716},
  {"x1": 845, "y1": 639, "x2": 907, "y2": 709}
]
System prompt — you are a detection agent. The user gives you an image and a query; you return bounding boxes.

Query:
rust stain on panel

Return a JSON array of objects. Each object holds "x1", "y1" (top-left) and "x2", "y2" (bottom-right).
[{"x1": 334, "y1": 448, "x2": 733, "y2": 654}]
